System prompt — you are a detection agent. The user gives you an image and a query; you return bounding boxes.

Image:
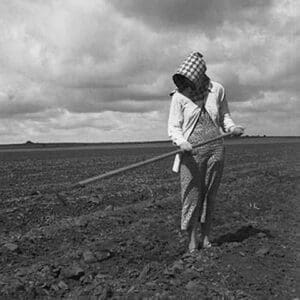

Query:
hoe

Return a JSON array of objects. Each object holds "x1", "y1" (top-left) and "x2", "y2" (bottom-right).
[{"x1": 50, "y1": 132, "x2": 232, "y2": 220}]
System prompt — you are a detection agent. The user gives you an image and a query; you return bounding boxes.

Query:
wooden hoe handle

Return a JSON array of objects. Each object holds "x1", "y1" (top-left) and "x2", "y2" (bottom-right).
[{"x1": 73, "y1": 132, "x2": 232, "y2": 188}]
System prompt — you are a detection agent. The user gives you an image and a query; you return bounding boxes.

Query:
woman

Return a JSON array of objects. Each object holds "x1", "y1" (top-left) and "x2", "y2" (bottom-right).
[{"x1": 168, "y1": 52, "x2": 244, "y2": 253}]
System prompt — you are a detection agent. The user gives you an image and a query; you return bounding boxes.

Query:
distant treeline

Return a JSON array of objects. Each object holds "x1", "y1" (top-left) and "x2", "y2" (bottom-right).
[{"x1": 0, "y1": 135, "x2": 299, "y2": 149}]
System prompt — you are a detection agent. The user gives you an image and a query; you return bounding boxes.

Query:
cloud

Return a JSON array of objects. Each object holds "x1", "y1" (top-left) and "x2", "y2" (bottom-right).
[
  {"x1": 0, "y1": 108, "x2": 170, "y2": 143},
  {"x1": 110, "y1": 0, "x2": 274, "y2": 35},
  {"x1": 0, "y1": 0, "x2": 299, "y2": 143},
  {"x1": 229, "y1": 91, "x2": 300, "y2": 136}
]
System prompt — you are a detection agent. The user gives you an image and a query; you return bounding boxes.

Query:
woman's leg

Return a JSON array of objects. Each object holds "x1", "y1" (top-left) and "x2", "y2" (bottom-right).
[
  {"x1": 186, "y1": 205, "x2": 200, "y2": 252},
  {"x1": 180, "y1": 154, "x2": 206, "y2": 251},
  {"x1": 200, "y1": 154, "x2": 224, "y2": 247}
]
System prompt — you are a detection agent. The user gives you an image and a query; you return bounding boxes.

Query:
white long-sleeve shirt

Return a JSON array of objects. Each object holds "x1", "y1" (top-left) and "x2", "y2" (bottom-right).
[{"x1": 168, "y1": 81, "x2": 238, "y2": 172}]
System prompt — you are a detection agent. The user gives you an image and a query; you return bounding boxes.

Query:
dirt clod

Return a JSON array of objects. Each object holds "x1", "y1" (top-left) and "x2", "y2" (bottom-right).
[
  {"x1": 82, "y1": 250, "x2": 97, "y2": 263},
  {"x1": 58, "y1": 280, "x2": 69, "y2": 290},
  {"x1": 95, "y1": 250, "x2": 112, "y2": 262},
  {"x1": 255, "y1": 246, "x2": 271, "y2": 257},
  {"x1": 257, "y1": 232, "x2": 267, "y2": 238},
  {"x1": 4, "y1": 242, "x2": 19, "y2": 252},
  {"x1": 62, "y1": 265, "x2": 85, "y2": 280},
  {"x1": 185, "y1": 280, "x2": 200, "y2": 290},
  {"x1": 138, "y1": 263, "x2": 152, "y2": 281},
  {"x1": 104, "y1": 205, "x2": 114, "y2": 211}
]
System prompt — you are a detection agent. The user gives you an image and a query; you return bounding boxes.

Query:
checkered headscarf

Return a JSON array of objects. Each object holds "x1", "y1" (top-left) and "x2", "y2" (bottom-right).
[{"x1": 172, "y1": 51, "x2": 210, "y2": 101}]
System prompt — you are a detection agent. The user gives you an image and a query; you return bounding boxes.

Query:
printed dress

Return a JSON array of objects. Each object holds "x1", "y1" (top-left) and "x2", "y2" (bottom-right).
[{"x1": 180, "y1": 105, "x2": 225, "y2": 231}]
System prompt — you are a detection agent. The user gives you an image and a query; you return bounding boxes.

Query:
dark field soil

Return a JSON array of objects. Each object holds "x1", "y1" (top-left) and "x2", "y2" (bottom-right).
[{"x1": 0, "y1": 141, "x2": 299, "y2": 299}]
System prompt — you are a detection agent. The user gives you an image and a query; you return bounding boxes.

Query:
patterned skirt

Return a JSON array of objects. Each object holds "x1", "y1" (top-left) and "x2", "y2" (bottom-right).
[{"x1": 180, "y1": 107, "x2": 225, "y2": 230}]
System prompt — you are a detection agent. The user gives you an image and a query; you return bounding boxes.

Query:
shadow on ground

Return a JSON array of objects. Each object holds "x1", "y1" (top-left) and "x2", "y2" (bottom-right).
[{"x1": 212, "y1": 225, "x2": 274, "y2": 246}]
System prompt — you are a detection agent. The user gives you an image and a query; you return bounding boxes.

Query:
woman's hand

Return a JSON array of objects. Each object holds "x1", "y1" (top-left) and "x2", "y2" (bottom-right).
[
  {"x1": 179, "y1": 141, "x2": 193, "y2": 152},
  {"x1": 230, "y1": 126, "x2": 245, "y2": 136}
]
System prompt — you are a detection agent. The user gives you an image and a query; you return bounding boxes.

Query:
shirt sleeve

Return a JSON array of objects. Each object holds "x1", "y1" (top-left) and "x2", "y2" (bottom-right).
[
  {"x1": 168, "y1": 94, "x2": 187, "y2": 146},
  {"x1": 219, "y1": 88, "x2": 236, "y2": 133}
]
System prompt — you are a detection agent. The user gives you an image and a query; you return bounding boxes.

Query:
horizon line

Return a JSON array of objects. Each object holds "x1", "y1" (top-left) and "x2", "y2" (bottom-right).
[{"x1": 0, "y1": 135, "x2": 299, "y2": 147}]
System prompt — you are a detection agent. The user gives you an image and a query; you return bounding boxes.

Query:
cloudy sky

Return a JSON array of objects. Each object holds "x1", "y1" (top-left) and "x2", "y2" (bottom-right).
[{"x1": 0, "y1": 0, "x2": 299, "y2": 143}]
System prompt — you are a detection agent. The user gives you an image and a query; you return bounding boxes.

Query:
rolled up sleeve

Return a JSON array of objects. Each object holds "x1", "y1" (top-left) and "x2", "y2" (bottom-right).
[
  {"x1": 219, "y1": 89, "x2": 236, "y2": 133},
  {"x1": 168, "y1": 95, "x2": 187, "y2": 146}
]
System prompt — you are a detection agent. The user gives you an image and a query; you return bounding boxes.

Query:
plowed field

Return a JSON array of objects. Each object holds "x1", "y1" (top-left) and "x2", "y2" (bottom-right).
[{"x1": 0, "y1": 139, "x2": 299, "y2": 299}]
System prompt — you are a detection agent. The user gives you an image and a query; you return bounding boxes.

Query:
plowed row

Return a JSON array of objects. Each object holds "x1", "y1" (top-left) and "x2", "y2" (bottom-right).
[{"x1": 0, "y1": 141, "x2": 299, "y2": 299}]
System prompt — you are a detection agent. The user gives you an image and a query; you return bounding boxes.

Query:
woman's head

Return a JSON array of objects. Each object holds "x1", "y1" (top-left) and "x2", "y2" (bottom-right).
[
  {"x1": 172, "y1": 74, "x2": 196, "y2": 92},
  {"x1": 172, "y1": 51, "x2": 210, "y2": 99}
]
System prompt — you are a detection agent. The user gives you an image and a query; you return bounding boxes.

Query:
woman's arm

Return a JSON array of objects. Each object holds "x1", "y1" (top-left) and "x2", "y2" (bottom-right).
[
  {"x1": 219, "y1": 86, "x2": 244, "y2": 134},
  {"x1": 168, "y1": 94, "x2": 188, "y2": 146},
  {"x1": 220, "y1": 93, "x2": 236, "y2": 132}
]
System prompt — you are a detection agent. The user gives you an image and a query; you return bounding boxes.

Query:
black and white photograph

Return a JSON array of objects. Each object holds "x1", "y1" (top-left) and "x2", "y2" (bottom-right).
[{"x1": 0, "y1": 0, "x2": 299, "y2": 299}]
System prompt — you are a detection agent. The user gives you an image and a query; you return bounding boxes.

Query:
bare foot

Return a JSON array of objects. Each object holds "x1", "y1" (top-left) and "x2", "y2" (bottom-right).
[
  {"x1": 201, "y1": 235, "x2": 212, "y2": 249},
  {"x1": 187, "y1": 226, "x2": 199, "y2": 252},
  {"x1": 188, "y1": 239, "x2": 198, "y2": 252}
]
